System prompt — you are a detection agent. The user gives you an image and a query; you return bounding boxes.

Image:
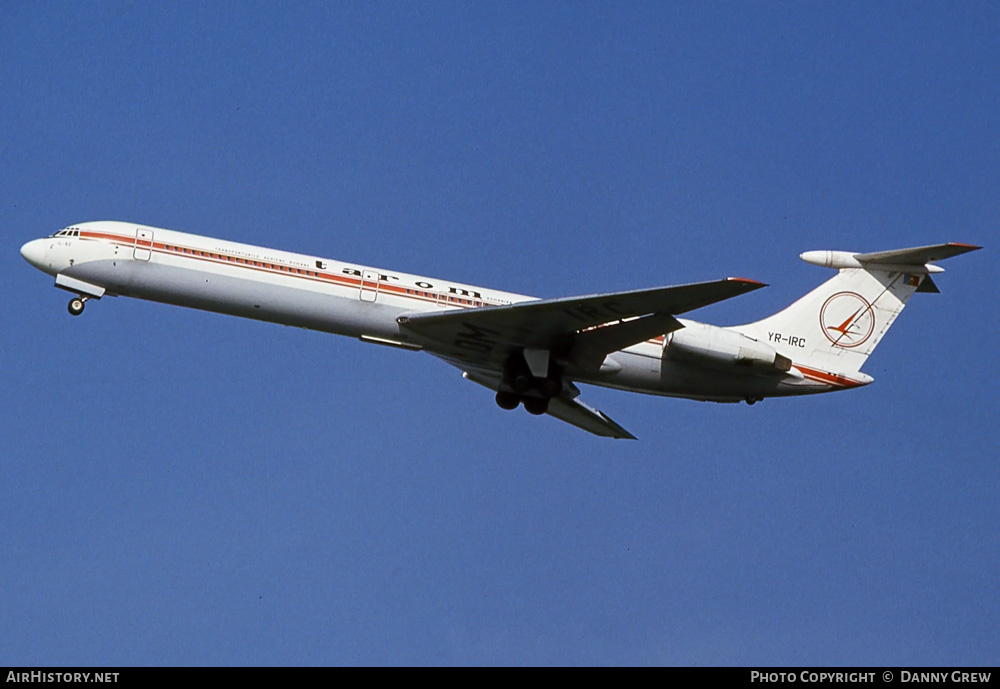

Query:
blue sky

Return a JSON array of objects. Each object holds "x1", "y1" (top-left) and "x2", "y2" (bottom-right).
[{"x1": 2, "y1": 2, "x2": 997, "y2": 666}]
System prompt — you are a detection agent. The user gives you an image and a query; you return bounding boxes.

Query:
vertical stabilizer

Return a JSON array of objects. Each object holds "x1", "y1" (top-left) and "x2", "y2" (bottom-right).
[{"x1": 731, "y1": 243, "x2": 980, "y2": 374}]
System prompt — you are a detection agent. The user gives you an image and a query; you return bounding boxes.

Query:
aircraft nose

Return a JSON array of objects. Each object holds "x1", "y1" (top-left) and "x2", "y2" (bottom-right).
[{"x1": 20, "y1": 239, "x2": 48, "y2": 270}]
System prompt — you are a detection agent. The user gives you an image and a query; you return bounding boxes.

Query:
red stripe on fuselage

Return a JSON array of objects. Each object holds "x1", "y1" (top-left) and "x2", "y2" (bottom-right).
[
  {"x1": 80, "y1": 229, "x2": 496, "y2": 309},
  {"x1": 794, "y1": 364, "x2": 868, "y2": 388},
  {"x1": 78, "y1": 229, "x2": 675, "y2": 347}
]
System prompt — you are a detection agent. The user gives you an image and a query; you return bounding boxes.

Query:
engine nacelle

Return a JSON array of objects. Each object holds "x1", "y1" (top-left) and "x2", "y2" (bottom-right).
[{"x1": 664, "y1": 322, "x2": 792, "y2": 372}]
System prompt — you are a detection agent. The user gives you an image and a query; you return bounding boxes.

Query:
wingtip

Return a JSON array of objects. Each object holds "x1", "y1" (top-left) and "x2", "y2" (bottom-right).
[
  {"x1": 947, "y1": 242, "x2": 982, "y2": 251},
  {"x1": 726, "y1": 276, "x2": 768, "y2": 288}
]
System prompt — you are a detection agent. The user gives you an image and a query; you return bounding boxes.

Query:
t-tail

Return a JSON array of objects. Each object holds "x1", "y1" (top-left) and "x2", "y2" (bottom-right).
[{"x1": 730, "y1": 243, "x2": 981, "y2": 382}]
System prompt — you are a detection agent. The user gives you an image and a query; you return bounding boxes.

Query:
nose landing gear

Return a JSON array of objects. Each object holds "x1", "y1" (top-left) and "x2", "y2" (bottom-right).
[{"x1": 68, "y1": 296, "x2": 88, "y2": 316}]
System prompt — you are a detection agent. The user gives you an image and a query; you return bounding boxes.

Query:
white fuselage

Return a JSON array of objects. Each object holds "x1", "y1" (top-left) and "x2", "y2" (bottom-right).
[{"x1": 21, "y1": 221, "x2": 845, "y2": 402}]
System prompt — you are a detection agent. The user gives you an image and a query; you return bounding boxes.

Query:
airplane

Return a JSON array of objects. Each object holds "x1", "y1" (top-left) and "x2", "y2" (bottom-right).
[{"x1": 20, "y1": 221, "x2": 980, "y2": 439}]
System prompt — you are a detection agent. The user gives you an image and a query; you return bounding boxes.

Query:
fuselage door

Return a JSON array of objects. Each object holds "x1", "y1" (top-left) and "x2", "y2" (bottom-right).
[
  {"x1": 360, "y1": 270, "x2": 379, "y2": 302},
  {"x1": 134, "y1": 228, "x2": 153, "y2": 261}
]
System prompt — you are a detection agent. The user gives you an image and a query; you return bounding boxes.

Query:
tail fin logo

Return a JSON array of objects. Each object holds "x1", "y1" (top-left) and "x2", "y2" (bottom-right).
[{"x1": 820, "y1": 292, "x2": 875, "y2": 348}]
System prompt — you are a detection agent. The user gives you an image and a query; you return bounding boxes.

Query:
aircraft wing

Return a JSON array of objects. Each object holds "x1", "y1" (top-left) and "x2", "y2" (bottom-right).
[
  {"x1": 397, "y1": 277, "x2": 766, "y2": 371},
  {"x1": 403, "y1": 277, "x2": 766, "y2": 439}
]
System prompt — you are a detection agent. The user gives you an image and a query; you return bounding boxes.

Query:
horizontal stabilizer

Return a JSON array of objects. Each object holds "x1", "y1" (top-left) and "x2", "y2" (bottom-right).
[{"x1": 855, "y1": 243, "x2": 981, "y2": 266}]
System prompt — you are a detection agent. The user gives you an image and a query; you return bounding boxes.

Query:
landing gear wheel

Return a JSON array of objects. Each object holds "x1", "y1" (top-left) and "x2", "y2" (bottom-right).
[
  {"x1": 495, "y1": 391, "x2": 520, "y2": 410},
  {"x1": 522, "y1": 397, "x2": 549, "y2": 415},
  {"x1": 68, "y1": 297, "x2": 85, "y2": 316}
]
